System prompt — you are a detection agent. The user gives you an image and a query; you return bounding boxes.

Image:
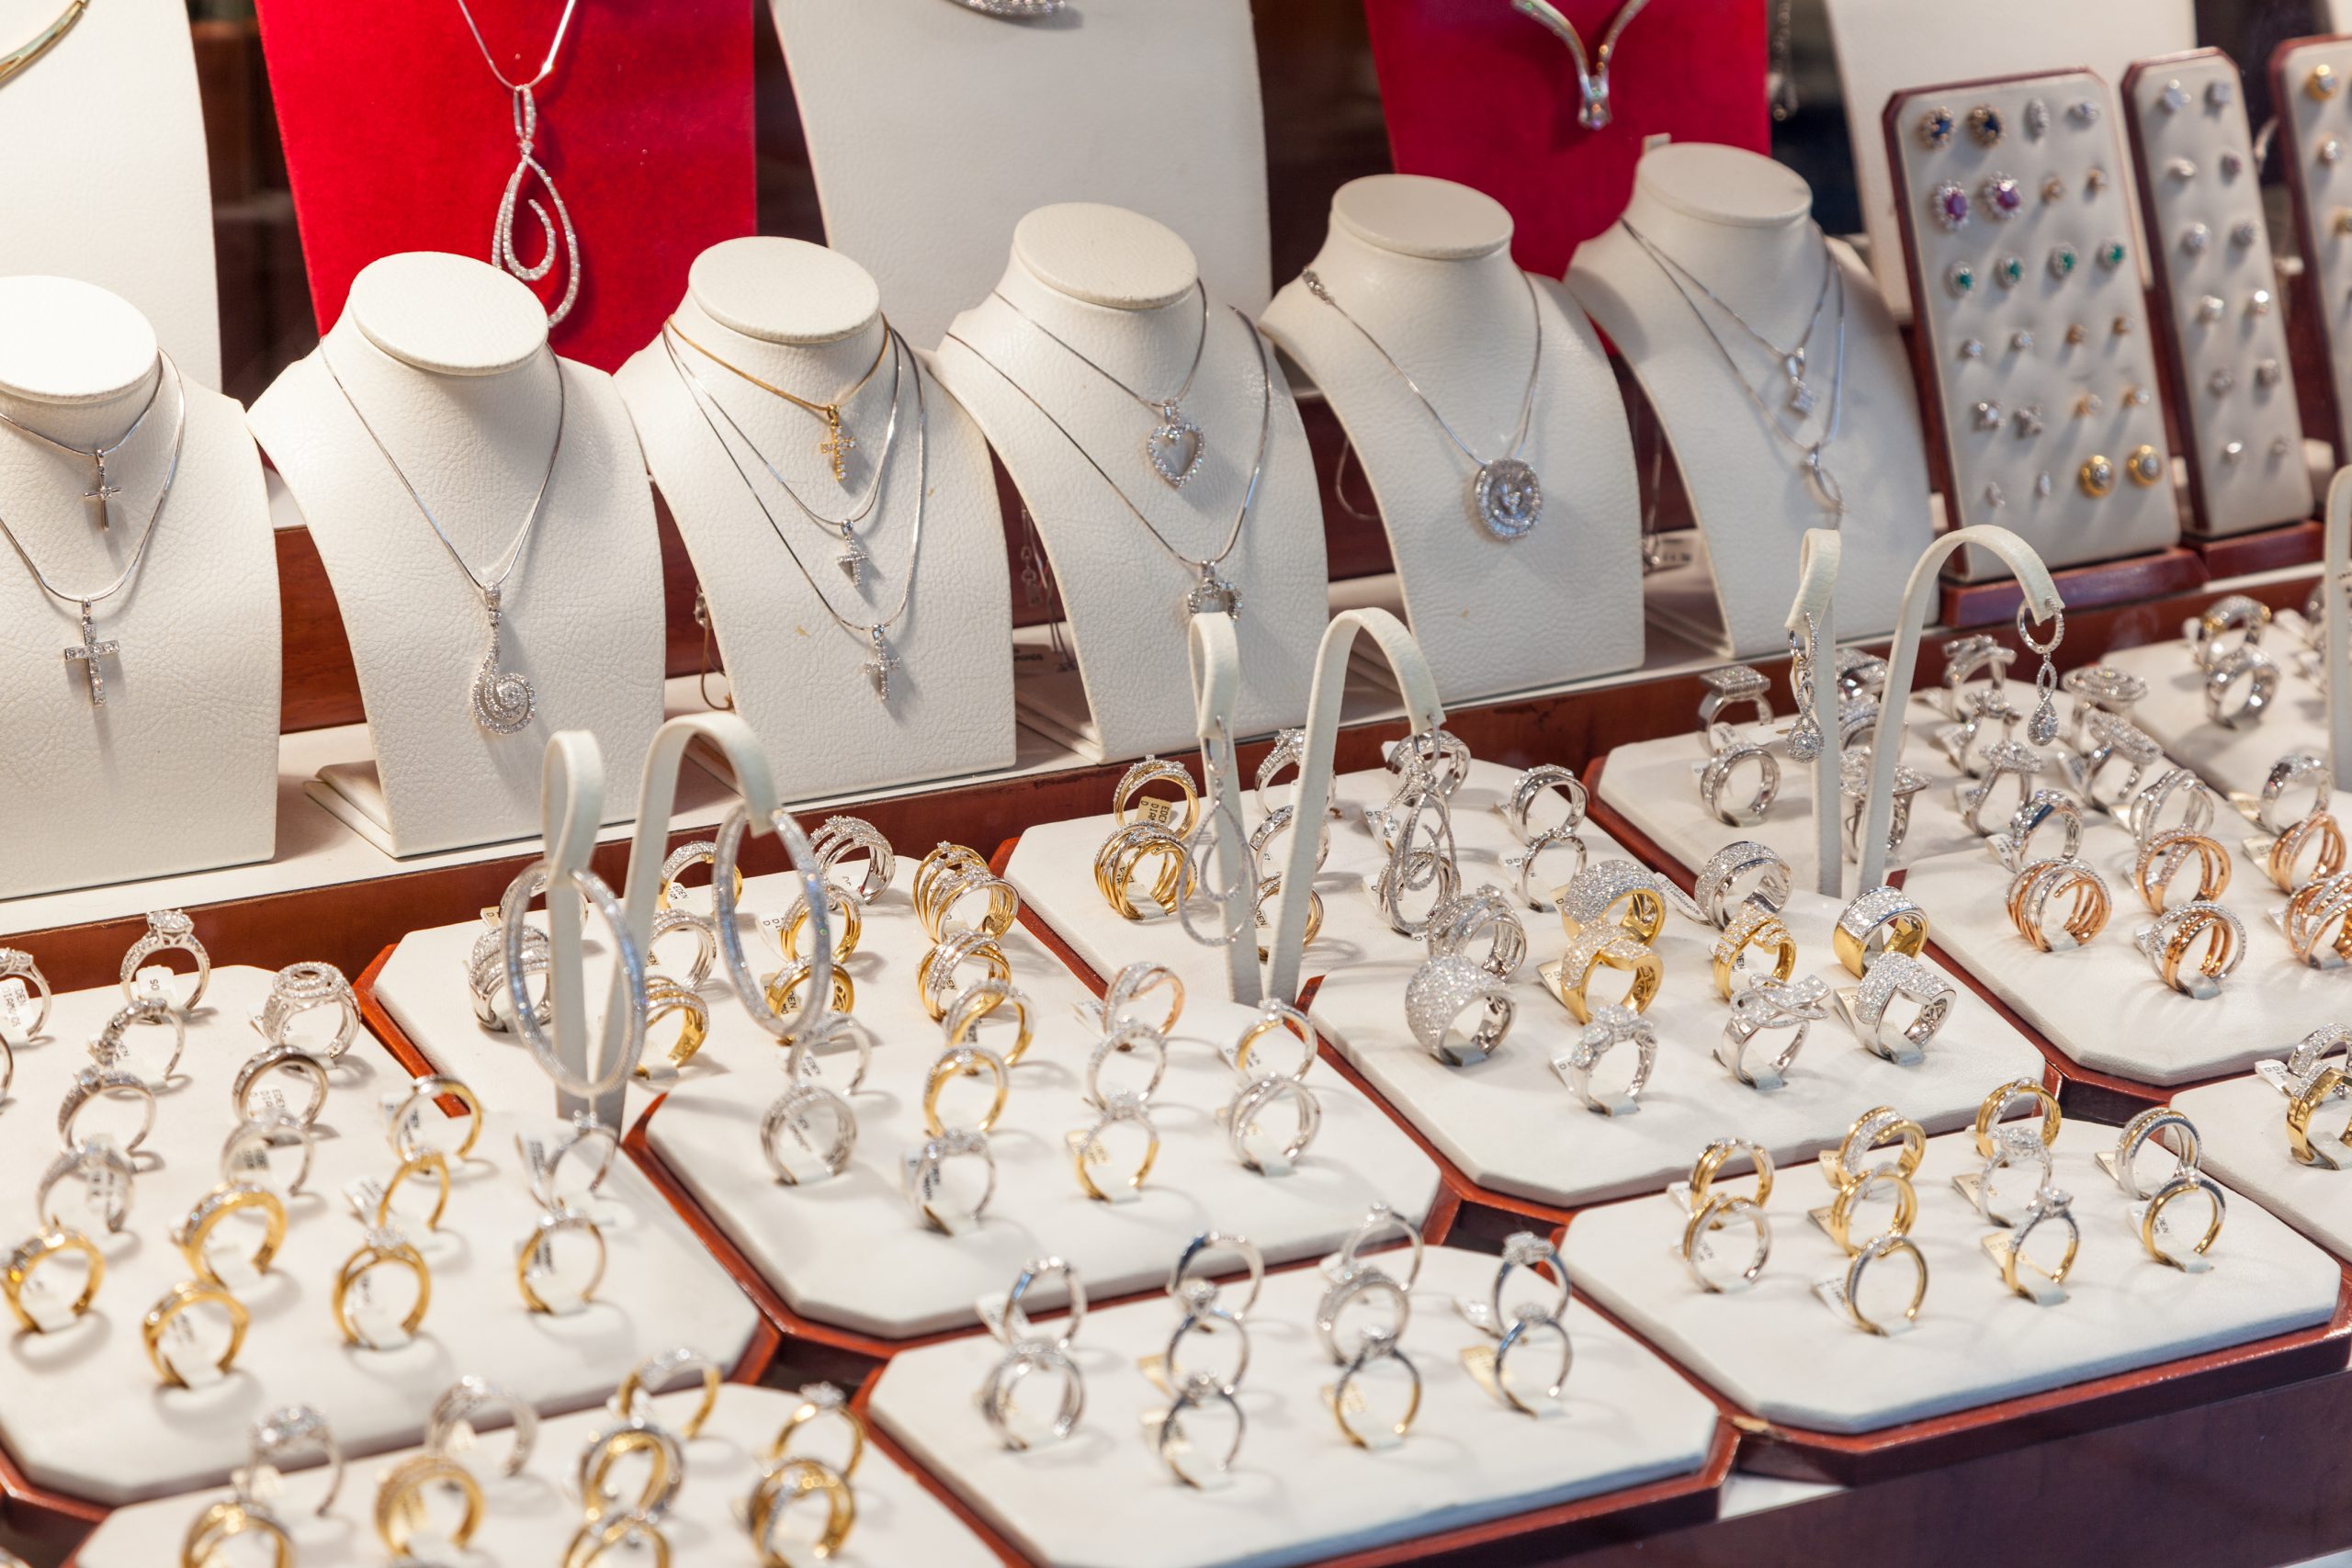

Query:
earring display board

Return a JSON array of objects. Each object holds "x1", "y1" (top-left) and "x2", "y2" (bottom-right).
[
  {"x1": 2175, "y1": 1074, "x2": 2352, "y2": 1268},
  {"x1": 0, "y1": 278, "x2": 278, "y2": 901},
  {"x1": 1360, "y1": 0, "x2": 1769, "y2": 276},
  {"x1": 1902, "y1": 814, "x2": 2345, "y2": 1088},
  {"x1": 0, "y1": 0, "x2": 220, "y2": 388},
  {"x1": 763, "y1": 0, "x2": 1271, "y2": 348},
  {"x1": 73, "y1": 1383, "x2": 999, "y2": 1566},
  {"x1": 250, "y1": 0, "x2": 755, "y2": 371},
  {"x1": 1565, "y1": 144, "x2": 1931, "y2": 655},
  {"x1": 246, "y1": 254, "x2": 667, "y2": 858},
  {"x1": 2093, "y1": 618, "x2": 2345, "y2": 818},
  {"x1": 1260, "y1": 175, "x2": 1643, "y2": 704},
  {"x1": 2123, "y1": 51, "x2": 2312, "y2": 538},
  {"x1": 1565, "y1": 1124, "x2": 2341, "y2": 1435},
  {"x1": 1823, "y1": 0, "x2": 2193, "y2": 323},
  {"x1": 868, "y1": 1245, "x2": 1724, "y2": 1568},
  {"x1": 1594, "y1": 678, "x2": 2046, "y2": 897},
  {"x1": 935, "y1": 206, "x2": 1326, "y2": 761},
  {"x1": 615, "y1": 237, "x2": 1016, "y2": 802},
  {"x1": 369, "y1": 866, "x2": 1444, "y2": 1342},
  {"x1": 2273, "y1": 35, "x2": 2352, "y2": 465},
  {"x1": 0, "y1": 964, "x2": 759, "y2": 1506},
  {"x1": 1883, "y1": 70, "x2": 2183, "y2": 581}
]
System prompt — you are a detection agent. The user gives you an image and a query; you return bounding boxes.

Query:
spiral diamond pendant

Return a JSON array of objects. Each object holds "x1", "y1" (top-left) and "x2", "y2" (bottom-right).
[
  {"x1": 470, "y1": 587, "x2": 535, "y2": 735},
  {"x1": 492, "y1": 86, "x2": 581, "y2": 329}
]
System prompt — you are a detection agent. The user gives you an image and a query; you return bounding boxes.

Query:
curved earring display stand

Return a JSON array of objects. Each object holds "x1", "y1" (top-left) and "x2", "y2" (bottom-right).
[
  {"x1": 2325, "y1": 468, "x2": 2350, "y2": 779},
  {"x1": 1853, "y1": 526, "x2": 2064, "y2": 894},
  {"x1": 1786, "y1": 528, "x2": 1842, "y2": 897},
  {"x1": 1265, "y1": 608, "x2": 1446, "y2": 1004},
  {"x1": 529, "y1": 730, "x2": 634, "y2": 1129},
  {"x1": 1187, "y1": 613, "x2": 1261, "y2": 1007}
]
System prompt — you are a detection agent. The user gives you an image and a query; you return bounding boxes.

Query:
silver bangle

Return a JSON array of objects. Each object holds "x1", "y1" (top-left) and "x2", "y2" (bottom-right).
[
  {"x1": 58, "y1": 1066, "x2": 154, "y2": 1154},
  {"x1": 230, "y1": 1043, "x2": 330, "y2": 1130},
  {"x1": 1691, "y1": 840, "x2": 1792, "y2": 929},
  {"x1": 118, "y1": 908, "x2": 208, "y2": 1011},
  {"x1": 254, "y1": 962, "x2": 357, "y2": 1061},
  {"x1": 1223, "y1": 1075, "x2": 1322, "y2": 1172},
  {"x1": 91, "y1": 998, "x2": 182, "y2": 1087},
  {"x1": 499, "y1": 859, "x2": 647, "y2": 1099}
]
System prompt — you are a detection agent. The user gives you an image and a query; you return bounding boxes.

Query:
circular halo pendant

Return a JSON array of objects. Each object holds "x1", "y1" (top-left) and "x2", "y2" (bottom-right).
[{"x1": 1472, "y1": 458, "x2": 1543, "y2": 540}]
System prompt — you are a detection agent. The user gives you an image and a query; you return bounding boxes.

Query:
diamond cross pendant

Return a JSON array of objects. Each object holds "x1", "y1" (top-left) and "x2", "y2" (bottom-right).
[
  {"x1": 819, "y1": 411, "x2": 855, "y2": 483},
  {"x1": 836, "y1": 536, "x2": 866, "y2": 585},
  {"x1": 862, "y1": 627, "x2": 899, "y2": 703},
  {"x1": 62, "y1": 600, "x2": 120, "y2": 707},
  {"x1": 85, "y1": 455, "x2": 119, "y2": 531}
]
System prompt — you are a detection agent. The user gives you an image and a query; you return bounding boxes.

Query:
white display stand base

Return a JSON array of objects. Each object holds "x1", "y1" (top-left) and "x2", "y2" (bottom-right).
[
  {"x1": 868, "y1": 1246, "x2": 1721, "y2": 1568},
  {"x1": 74, "y1": 1383, "x2": 997, "y2": 1566},
  {"x1": 1822, "y1": 0, "x2": 2192, "y2": 322},
  {"x1": 0, "y1": 966, "x2": 756, "y2": 1506},
  {"x1": 2098, "y1": 626, "x2": 2346, "y2": 821},
  {"x1": 2176, "y1": 1074, "x2": 2352, "y2": 1266},
  {"x1": 374, "y1": 867, "x2": 1442, "y2": 1341},
  {"x1": 1565, "y1": 1124, "x2": 2338, "y2": 1435},
  {"x1": 1903, "y1": 816, "x2": 2340, "y2": 1086},
  {"x1": 0, "y1": 0, "x2": 220, "y2": 387},
  {"x1": 1597, "y1": 678, "x2": 2041, "y2": 893},
  {"x1": 763, "y1": 0, "x2": 1271, "y2": 347}
]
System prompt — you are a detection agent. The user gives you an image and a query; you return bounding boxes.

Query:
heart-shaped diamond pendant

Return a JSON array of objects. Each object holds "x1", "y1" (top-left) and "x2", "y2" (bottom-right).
[{"x1": 1147, "y1": 405, "x2": 1206, "y2": 489}]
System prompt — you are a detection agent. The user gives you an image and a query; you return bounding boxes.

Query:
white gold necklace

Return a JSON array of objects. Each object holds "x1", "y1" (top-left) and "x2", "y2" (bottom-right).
[
  {"x1": 453, "y1": 0, "x2": 582, "y2": 328},
  {"x1": 0, "y1": 355, "x2": 187, "y2": 708},
  {"x1": 989, "y1": 283, "x2": 1211, "y2": 490},
  {"x1": 319, "y1": 344, "x2": 565, "y2": 733},
  {"x1": 0, "y1": 363, "x2": 164, "y2": 532},
  {"x1": 1511, "y1": 0, "x2": 1657, "y2": 130},
  {"x1": 1299, "y1": 267, "x2": 1544, "y2": 540}
]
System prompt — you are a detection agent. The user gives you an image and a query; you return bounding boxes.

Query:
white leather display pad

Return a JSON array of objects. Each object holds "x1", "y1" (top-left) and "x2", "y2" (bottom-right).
[
  {"x1": 245, "y1": 256, "x2": 666, "y2": 857},
  {"x1": 763, "y1": 0, "x2": 1270, "y2": 348},
  {"x1": 1884, "y1": 71, "x2": 2182, "y2": 578},
  {"x1": 1902, "y1": 815, "x2": 2339, "y2": 1086},
  {"x1": 74, "y1": 1384, "x2": 998, "y2": 1567},
  {"x1": 867, "y1": 1246, "x2": 1721, "y2": 1568},
  {"x1": 1260, "y1": 175, "x2": 1642, "y2": 702},
  {"x1": 2277, "y1": 37, "x2": 2352, "y2": 463},
  {"x1": 0, "y1": 966, "x2": 756, "y2": 1505},
  {"x1": 1823, "y1": 0, "x2": 2191, "y2": 323},
  {"x1": 615, "y1": 239, "x2": 1015, "y2": 801},
  {"x1": 0, "y1": 296, "x2": 277, "y2": 900},
  {"x1": 1566, "y1": 1123, "x2": 2338, "y2": 1434},
  {"x1": 1565, "y1": 146, "x2": 1929, "y2": 654},
  {"x1": 0, "y1": 0, "x2": 220, "y2": 388},
  {"x1": 934, "y1": 208, "x2": 1326, "y2": 761},
  {"x1": 374, "y1": 867, "x2": 1442, "y2": 1341},
  {"x1": 2176, "y1": 1074, "x2": 2352, "y2": 1266},
  {"x1": 2097, "y1": 626, "x2": 2344, "y2": 817},
  {"x1": 2123, "y1": 52, "x2": 2311, "y2": 537},
  {"x1": 1594, "y1": 679, "x2": 2044, "y2": 894}
]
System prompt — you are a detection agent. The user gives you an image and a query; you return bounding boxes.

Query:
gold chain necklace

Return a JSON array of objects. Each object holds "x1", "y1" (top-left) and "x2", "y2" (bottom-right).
[{"x1": 664, "y1": 319, "x2": 889, "y2": 482}]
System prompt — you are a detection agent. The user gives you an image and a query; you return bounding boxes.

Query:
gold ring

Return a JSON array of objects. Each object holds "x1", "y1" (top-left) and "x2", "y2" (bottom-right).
[
  {"x1": 749, "y1": 1457, "x2": 856, "y2": 1565},
  {"x1": 143, "y1": 1280, "x2": 249, "y2": 1386},
  {"x1": 655, "y1": 844, "x2": 742, "y2": 913},
  {"x1": 174, "y1": 1183, "x2": 287, "y2": 1289},
  {"x1": 1825, "y1": 1169, "x2": 1917, "y2": 1256},
  {"x1": 942, "y1": 976, "x2": 1035, "y2": 1068},
  {"x1": 1973, "y1": 1077, "x2": 2062, "y2": 1157},
  {"x1": 1833, "y1": 886, "x2": 1928, "y2": 976},
  {"x1": 916, "y1": 933, "x2": 1011, "y2": 1022},
  {"x1": 2288, "y1": 1066, "x2": 2352, "y2": 1169},
  {"x1": 2263, "y1": 811, "x2": 2348, "y2": 892},
  {"x1": 1113, "y1": 755, "x2": 1201, "y2": 836},
  {"x1": 567, "y1": 1516, "x2": 673, "y2": 1567},
  {"x1": 1233, "y1": 1002, "x2": 1315, "y2": 1083},
  {"x1": 2284, "y1": 877, "x2": 2352, "y2": 967},
  {"x1": 2006, "y1": 857, "x2": 2111, "y2": 950},
  {"x1": 2, "y1": 1227, "x2": 102, "y2": 1330},
  {"x1": 1709, "y1": 905, "x2": 1799, "y2": 999},
  {"x1": 614, "y1": 1347, "x2": 724, "y2": 1439},
  {"x1": 1094, "y1": 822, "x2": 1193, "y2": 920},
  {"x1": 180, "y1": 1499, "x2": 292, "y2": 1568},
  {"x1": 333, "y1": 1234, "x2": 431, "y2": 1348},
  {"x1": 2140, "y1": 1170, "x2": 2227, "y2": 1269},
  {"x1": 517, "y1": 1208, "x2": 607, "y2": 1314},
  {"x1": 1836, "y1": 1233, "x2": 1928, "y2": 1336},
  {"x1": 763, "y1": 959, "x2": 855, "y2": 1023},
  {"x1": 912, "y1": 842, "x2": 990, "y2": 926},
  {"x1": 1824, "y1": 1106, "x2": 1927, "y2": 1190},
  {"x1": 921, "y1": 867, "x2": 1020, "y2": 942},
  {"x1": 643, "y1": 976, "x2": 712, "y2": 1070},
  {"x1": 1072, "y1": 1098, "x2": 1160, "y2": 1200},
  {"x1": 783, "y1": 885, "x2": 863, "y2": 962},
  {"x1": 1542, "y1": 931, "x2": 1664, "y2": 1024},
  {"x1": 1687, "y1": 1137, "x2": 1774, "y2": 1211},
  {"x1": 764, "y1": 1383, "x2": 867, "y2": 1477},
  {"x1": 374, "y1": 1452, "x2": 484, "y2": 1556},
  {"x1": 923, "y1": 1044, "x2": 1011, "y2": 1135},
  {"x1": 2132, "y1": 829, "x2": 2231, "y2": 914},
  {"x1": 378, "y1": 1150, "x2": 452, "y2": 1233},
  {"x1": 1679, "y1": 1194, "x2": 1770, "y2": 1293}
]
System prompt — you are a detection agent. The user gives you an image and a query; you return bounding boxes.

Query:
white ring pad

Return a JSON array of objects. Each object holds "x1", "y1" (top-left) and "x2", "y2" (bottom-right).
[
  {"x1": 71, "y1": 1383, "x2": 997, "y2": 1566},
  {"x1": 1297, "y1": 763, "x2": 2044, "y2": 1209},
  {"x1": 612, "y1": 237, "x2": 1017, "y2": 803},
  {"x1": 2178, "y1": 1072, "x2": 2352, "y2": 1267},
  {"x1": 1568, "y1": 1123, "x2": 2336, "y2": 1435},
  {"x1": 0, "y1": 966, "x2": 756, "y2": 1506},
  {"x1": 1902, "y1": 811, "x2": 2335, "y2": 1085},
  {"x1": 245, "y1": 252, "x2": 665, "y2": 858},
  {"x1": 1259, "y1": 174, "x2": 1644, "y2": 704},
  {"x1": 871, "y1": 1246, "x2": 1718, "y2": 1568},
  {"x1": 373, "y1": 859, "x2": 1442, "y2": 1340},
  {"x1": 1597, "y1": 676, "x2": 2044, "y2": 896},
  {"x1": 0, "y1": 276, "x2": 277, "y2": 900}
]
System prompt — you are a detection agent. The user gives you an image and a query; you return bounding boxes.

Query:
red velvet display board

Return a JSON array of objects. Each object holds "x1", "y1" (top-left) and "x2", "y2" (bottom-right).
[
  {"x1": 253, "y1": 0, "x2": 754, "y2": 371},
  {"x1": 1362, "y1": 0, "x2": 1770, "y2": 276}
]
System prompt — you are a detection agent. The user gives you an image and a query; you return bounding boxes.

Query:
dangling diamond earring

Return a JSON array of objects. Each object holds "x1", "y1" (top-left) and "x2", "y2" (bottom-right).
[
  {"x1": 1786, "y1": 613, "x2": 1825, "y2": 761},
  {"x1": 2017, "y1": 602, "x2": 2066, "y2": 746}
]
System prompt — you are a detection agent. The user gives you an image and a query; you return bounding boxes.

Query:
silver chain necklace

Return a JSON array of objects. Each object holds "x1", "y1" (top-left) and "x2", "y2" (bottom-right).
[
  {"x1": 319, "y1": 343, "x2": 565, "y2": 734},
  {"x1": 1623, "y1": 220, "x2": 1833, "y2": 413},
  {"x1": 1511, "y1": 0, "x2": 1656, "y2": 130},
  {"x1": 0, "y1": 354, "x2": 187, "y2": 708},
  {"x1": 0, "y1": 359, "x2": 164, "y2": 533},
  {"x1": 664, "y1": 328, "x2": 928, "y2": 703},
  {"x1": 1619, "y1": 220, "x2": 1849, "y2": 517},
  {"x1": 945, "y1": 310, "x2": 1272, "y2": 623},
  {"x1": 989, "y1": 282, "x2": 1211, "y2": 489},
  {"x1": 453, "y1": 0, "x2": 582, "y2": 328},
  {"x1": 663, "y1": 321, "x2": 904, "y2": 585},
  {"x1": 1299, "y1": 267, "x2": 1545, "y2": 540}
]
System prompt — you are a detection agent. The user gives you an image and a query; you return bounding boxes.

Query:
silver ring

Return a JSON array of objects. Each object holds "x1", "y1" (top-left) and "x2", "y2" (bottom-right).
[
  {"x1": 426, "y1": 1375, "x2": 538, "y2": 1478},
  {"x1": 1168, "y1": 1231, "x2": 1265, "y2": 1319},
  {"x1": 1939, "y1": 687, "x2": 2021, "y2": 777},
  {"x1": 1834, "y1": 952, "x2": 1954, "y2": 1063},
  {"x1": 1383, "y1": 727, "x2": 1472, "y2": 798},
  {"x1": 646, "y1": 908, "x2": 716, "y2": 993},
  {"x1": 519, "y1": 1111, "x2": 620, "y2": 1208},
  {"x1": 0, "y1": 948, "x2": 53, "y2": 1039},
  {"x1": 1477, "y1": 1231, "x2": 1569, "y2": 1337},
  {"x1": 1681, "y1": 1194, "x2": 1770, "y2": 1293},
  {"x1": 1967, "y1": 1128, "x2": 2053, "y2": 1226},
  {"x1": 2203, "y1": 644, "x2": 2278, "y2": 729},
  {"x1": 999, "y1": 1257, "x2": 1086, "y2": 1350},
  {"x1": 1696, "y1": 663, "x2": 1774, "y2": 739},
  {"x1": 1156, "y1": 1372, "x2": 1244, "y2": 1486},
  {"x1": 1835, "y1": 648, "x2": 1889, "y2": 701},
  {"x1": 809, "y1": 814, "x2": 896, "y2": 904},
  {"x1": 1224, "y1": 1076, "x2": 1321, "y2": 1172},
  {"x1": 1085, "y1": 1020, "x2": 1170, "y2": 1110},
  {"x1": 468, "y1": 910, "x2": 550, "y2": 1032},
  {"x1": 1336, "y1": 1201, "x2": 1423, "y2": 1290},
  {"x1": 2132, "y1": 901, "x2": 2245, "y2": 996},
  {"x1": 1370, "y1": 783, "x2": 1461, "y2": 938},
  {"x1": 1840, "y1": 754, "x2": 1927, "y2": 861},
  {"x1": 2062, "y1": 663, "x2": 2148, "y2": 748},
  {"x1": 220, "y1": 1114, "x2": 313, "y2": 1198},
  {"x1": 1555, "y1": 1004, "x2": 1656, "y2": 1114},
  {"x1": 1330, "y1": 1330, "x2": 1421, "y2": 1446},
  {"x1": 2256, "y1": 752, "x2": 2336, "y2": 835},
  {"x1": 1987, "y1": 788, "x2": 2084, "y2": 872},
  {"x1": 230, "y1": 1043, "x2": 330, "y2": 1130},
  {"x1": 2287, "y1": 1024, "x2": 2352, "y2": 1088},
  {"x1": 1720, "y1": 976, "x2": 1829, "y2": 1087},
  {"x1": 657, "y1": 840, "x2": 727, "y2": 920},
  {"x1": 2109, "y1": 1106, "x2": 2204, "y2": 1200},
  {"x1": 574, "y1": 1415, "x2": 684, "y2": 1523},
  {"x1": 2185, "y1": 592, "x2": 2270, "y2": 669},
  {"x1": 254, "y1": 962, "x2": 357, "y2": 1061},
  {"x1": 1159, "y1": 1299, "x2": 1250, "y2": 1395},
  {"x1": 762, "y1": 1083, "x2": 856, "y2": 1184},
  {"x1": 1404, "y1": 953, "x2": 1515, "y2": 1066},
  {"x1": 1956, "y1": 741, "x2": 2048, "y2": 837},
  {"x1": 239, "y1": 1405, "x2": 340, "y2": 1517},
  {"x1": 57, "y1": 1066, "x2": 154, "y2": 1153},
  {"x1": 1502, "y1": 827, "x2": 1587, "y2": 912},
  {"x1": 118, "y1": 908, "x2": 208, "y2": 1011},
  {"x1": 38, "y1": 1134, "x2": 135, "y2": 1234},
  {"x1": 1692, "y1": 840, "x2": 1792, "y2": 929},
  {"x1": 1316, "y1": 1266, "x2": 1411, "y2": 1365},
  {"x1": 92, "y1": 998, "x2": 182, "y2": 1087},
  {"x1": 1699, "y1": 741, "x2": 1780, "y2": 827},
  {"x1": 979, "y1": 1338, "x2": 1083, "y2": 1451},
  {"x1": 1423, "y1": 884, "x2": 1528, "y2": 980},
  {"x1": 905, "y1": 1128, "x2": 995, "y2": 1231},
  {"x1": 1939, "y1": 633, "x2": 2016, "y2": 719},
  {"x1": 1228, "y1": 998, "x2": 1315, "y2": 1084},
  {"x1": 1498, "y1": 764, "x2": 1588, "y2": 842},
  {"x1": 785, "y1": 1009, "x2": 874, "y2": 1097},
  {"x1": 2127, "y1": 767, "x2": 2218, "y2": 852},
  {"x1": 2068, "y1": 712, "x2": 2165, "y2": 811},
  {"x1": 1487, "y1": 1310, "x2": 1573, "y2": 1416}
]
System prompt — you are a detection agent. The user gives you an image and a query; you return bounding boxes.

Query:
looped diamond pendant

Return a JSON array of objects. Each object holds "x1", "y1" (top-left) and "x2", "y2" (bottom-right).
[
  {"x1": 470, "y1": 586, "x2": 536, "y2": 735},
  {"x1": 492, "y1": 86, "x2": 582, "y2": 329},
  {"x1": 1186, "y1": 564, "x2": 1242, "y2": 621}
]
